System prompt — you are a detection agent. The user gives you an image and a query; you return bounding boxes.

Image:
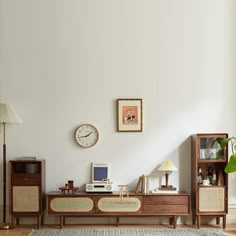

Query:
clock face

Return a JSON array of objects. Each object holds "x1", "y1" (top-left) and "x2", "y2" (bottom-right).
[{"x1": 75, "y1": 124, "x2": 99, "y2": 148}]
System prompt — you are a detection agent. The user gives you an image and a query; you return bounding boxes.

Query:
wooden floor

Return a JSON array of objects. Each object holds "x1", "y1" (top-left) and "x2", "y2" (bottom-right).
[{"x1": 1, "y1": 224, "x2": 236, "y2": 236}]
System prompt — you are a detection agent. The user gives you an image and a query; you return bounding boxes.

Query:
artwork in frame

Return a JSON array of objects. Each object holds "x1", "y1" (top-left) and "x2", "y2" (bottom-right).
[{"x1": 117, "y1": 98, "x2": 143, "y2": 132}]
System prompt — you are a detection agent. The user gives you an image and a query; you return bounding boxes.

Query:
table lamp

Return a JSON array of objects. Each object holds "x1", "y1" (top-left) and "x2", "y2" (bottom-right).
[
  {"x1": 0, "y1": 103, "x2": 22, "y2": 229},
  {"x1": 157, "y1": 160, "x2": 177, "y2": 190}
]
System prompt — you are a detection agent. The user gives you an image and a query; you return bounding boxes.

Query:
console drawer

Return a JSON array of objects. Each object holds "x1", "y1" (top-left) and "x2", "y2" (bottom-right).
[
  {"x1": 12, "y1": 175, "x2": 41, "y2": 185},
  {"x1": 143, "y1": 195, "x2": 188, "y2": 205},
  {"x1": 143, "y1": 204, "x2": 189, "y2": 214}
]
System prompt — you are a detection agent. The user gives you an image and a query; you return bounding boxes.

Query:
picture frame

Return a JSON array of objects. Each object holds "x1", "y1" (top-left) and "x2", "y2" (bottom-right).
[{"x1": 117, "y1": 98, "x2": 143, "y2": 132}]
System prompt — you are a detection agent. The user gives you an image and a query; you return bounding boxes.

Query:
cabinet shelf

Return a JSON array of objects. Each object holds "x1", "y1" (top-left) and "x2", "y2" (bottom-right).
[
  {"x1": 198, "y1": 160, "x2": 226, "y2": 163},
  {"x1": 198, "y1": 185, "x2": 226, "y2": 188}
]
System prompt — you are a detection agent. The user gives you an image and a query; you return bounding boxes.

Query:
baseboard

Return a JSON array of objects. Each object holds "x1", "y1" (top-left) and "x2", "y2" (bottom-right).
[{"x1": 227, "y1": 203, "x2": 236, "y2": 224}]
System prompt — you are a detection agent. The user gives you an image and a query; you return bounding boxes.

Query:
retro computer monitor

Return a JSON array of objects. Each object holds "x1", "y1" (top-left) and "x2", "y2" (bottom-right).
[{"x1": 91, "y1": 163, "x2": 110, "y2": 183}]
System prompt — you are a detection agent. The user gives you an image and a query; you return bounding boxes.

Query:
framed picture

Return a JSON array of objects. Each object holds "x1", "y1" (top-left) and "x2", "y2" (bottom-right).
[{"x1": 117, "y1": 98, "x2": 143, "y2": 132}]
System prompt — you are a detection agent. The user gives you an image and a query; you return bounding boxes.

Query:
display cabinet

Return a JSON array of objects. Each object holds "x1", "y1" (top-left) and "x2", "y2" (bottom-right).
[
  {"x1": 191, "y1": 133, "x2": 228, "y2": 228},
  {"x1": 9, "y1": 160, "x2": 45, "y2": 228}
]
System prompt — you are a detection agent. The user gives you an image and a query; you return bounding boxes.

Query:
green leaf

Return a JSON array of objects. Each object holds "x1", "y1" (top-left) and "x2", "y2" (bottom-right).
[
  {"x1": 224, "y1": 154, "x2": 236, "y2": 173},
  {"x1": 216, "y1": 137, "x2": 232, "y2": 149}
]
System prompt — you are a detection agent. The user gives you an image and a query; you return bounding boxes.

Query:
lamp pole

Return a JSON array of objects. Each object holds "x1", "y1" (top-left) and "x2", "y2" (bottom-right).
[
  {"x1": 0, "y1": 103, "x2": 22, "y2": 230},
  {"x1": 3, "y1": 123, "x2": 6, "y2": 224},
  {"x1": 165, "y1": 172, "x2": 169, "y2": 187},
  {"x1": 0, "y1": 122, "x2": 10, "y2": 229}
]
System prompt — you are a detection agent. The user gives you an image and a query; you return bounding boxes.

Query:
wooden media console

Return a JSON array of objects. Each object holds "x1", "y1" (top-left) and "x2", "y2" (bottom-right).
[{"x1": 46, "y1": 191, "x2": 190, "y2": 228}]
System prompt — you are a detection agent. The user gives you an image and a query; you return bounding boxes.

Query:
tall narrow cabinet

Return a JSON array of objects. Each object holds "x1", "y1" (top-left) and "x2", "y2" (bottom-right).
[
  {"x1": 9, "y1": 160, "x2": 45, "y2": 228},
  {"x1": 191, "y1": 133, "x2": 228, "y2": 229}
]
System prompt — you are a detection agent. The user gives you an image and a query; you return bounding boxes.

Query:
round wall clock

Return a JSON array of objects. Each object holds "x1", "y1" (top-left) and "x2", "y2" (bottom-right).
[{"x1": 75, "y1": 124, "x2": 99, "y2": 148}]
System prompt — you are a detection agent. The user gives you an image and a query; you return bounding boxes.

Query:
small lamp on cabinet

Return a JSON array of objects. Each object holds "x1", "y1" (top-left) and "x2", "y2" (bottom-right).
[{"x1": 157, "y1": 160, "x2": 177, "y2": 190}]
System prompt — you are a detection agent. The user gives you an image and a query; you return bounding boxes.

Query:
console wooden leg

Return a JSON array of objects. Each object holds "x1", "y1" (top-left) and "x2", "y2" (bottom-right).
[
  {"x1": 216, "y1": 216, "x2": 220, "y2": 225},
  {"x1": 60, "y1": 216, "x2": 64, "y2": 229},
  {"x1": 116, "y1": 217, "x2": 120, "y2": 226},
  {"x1": 11, "y1": 215, "x2": 15, "y2": 229},
  {"x1": 192, "y1": 213, "x2": 196, "y2": 225},
  {"x1": 41, "y1": 214, "x2": 44, "y2": 226},
  {"x1": 173, "y1": 216, "x2": 177, "y2": 229},
  {"x1": 223, "y1": 215, "x2": 226, "y2": 229},
  {"x1": 37, "y1": 216, "x2": 41, "y2": 229},
  {"x1": 16, "y1": 218, "x2": 20, "y2": 225},
  {"x1": 197, "y1": 215, "x2": 200, "y2": 229}
]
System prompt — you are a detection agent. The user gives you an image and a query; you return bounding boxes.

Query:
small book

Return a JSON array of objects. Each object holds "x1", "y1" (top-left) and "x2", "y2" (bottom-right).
[
  {"x1": 152, "y1": 189, "x2": 178, "y2": 194},
  {"x1": 159, "y1": 187, "x2": 176, "y2": 191},
  {"x1": 135, "y1": 176, "x2": 142, "y2": 194}
]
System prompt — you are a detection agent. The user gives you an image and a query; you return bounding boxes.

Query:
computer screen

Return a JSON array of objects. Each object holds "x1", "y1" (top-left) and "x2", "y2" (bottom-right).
[{"x1": 92, "y1": 163, "x2": 110, "y2": 182}]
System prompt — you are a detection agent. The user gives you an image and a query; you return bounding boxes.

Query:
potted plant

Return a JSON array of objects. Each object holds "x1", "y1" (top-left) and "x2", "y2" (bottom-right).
[{"x1": 216, "y1": 137, "x2": 236, "y2": 173}]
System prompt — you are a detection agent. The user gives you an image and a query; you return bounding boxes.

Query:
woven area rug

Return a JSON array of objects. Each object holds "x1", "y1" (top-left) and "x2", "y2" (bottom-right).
[{"x1": 28, "y1": 228, "x2": 226, "y2": 236}]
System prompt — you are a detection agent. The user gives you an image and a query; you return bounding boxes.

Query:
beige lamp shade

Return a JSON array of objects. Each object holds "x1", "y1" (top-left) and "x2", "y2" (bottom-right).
[
  {"x1": 157, "y1": 160, "x2": 177, "y2": 172},
  {"x1": 0, "y1": 103, "x2": 22, "y2": 123}
]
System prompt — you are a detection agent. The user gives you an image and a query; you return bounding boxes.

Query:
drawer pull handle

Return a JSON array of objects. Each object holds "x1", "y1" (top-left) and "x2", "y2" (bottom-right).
[{"x1": 24, "y1": 178, "x2": 27, "y2": 181}]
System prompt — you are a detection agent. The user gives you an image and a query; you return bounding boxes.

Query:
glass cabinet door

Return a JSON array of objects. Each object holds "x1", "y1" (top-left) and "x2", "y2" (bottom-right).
[{"x1": 199, "y1": 137, "x2": 224, "y2": 160}]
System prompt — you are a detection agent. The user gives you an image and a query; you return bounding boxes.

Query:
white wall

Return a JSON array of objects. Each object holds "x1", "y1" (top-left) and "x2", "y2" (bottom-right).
[{"x1": 0, "y1": 0, "x2": 236, "y2": 224}]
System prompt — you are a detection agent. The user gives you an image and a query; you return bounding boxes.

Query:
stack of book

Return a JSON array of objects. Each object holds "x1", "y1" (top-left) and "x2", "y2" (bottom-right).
[
  {"x1": 135, "y1": 175, "x2": 149, "y2": 194},
  {"x1": 151, "y1": 188, "x2": 178, "y2": 194}
]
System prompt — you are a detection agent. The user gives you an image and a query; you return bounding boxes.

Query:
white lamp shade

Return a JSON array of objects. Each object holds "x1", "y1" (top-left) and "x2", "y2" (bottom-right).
[
  {"x1": 157, "y1": 160, "x2": 177, "y2": 172},
  {"x1": 0, "y1": 103, "x2": 22, "y2": 123}
]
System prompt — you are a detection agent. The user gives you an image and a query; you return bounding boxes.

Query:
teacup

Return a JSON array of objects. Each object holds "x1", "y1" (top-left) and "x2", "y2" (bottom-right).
[{"x1": 202, "y1": 179, "x2": 209, "y2": 186}]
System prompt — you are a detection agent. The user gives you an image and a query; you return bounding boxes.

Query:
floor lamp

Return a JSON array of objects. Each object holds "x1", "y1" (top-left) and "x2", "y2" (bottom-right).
[{"x1": 0, "y1": 103, "x2": 22, "y2": 230}]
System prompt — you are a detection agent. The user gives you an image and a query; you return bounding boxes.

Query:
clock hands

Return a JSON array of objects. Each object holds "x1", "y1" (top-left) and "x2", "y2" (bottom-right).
[
  {"x1": 85, "y1": 131, "x2": 93, "y2": 137},
  {"x1": 77, "y1": 131, "x2": 93, "y2": 139}
]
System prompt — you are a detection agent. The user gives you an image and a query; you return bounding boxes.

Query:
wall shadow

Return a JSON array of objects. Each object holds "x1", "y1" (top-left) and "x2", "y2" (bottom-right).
[{"x1": 178, "y1": 136, "x2": 191, "y2": 193}]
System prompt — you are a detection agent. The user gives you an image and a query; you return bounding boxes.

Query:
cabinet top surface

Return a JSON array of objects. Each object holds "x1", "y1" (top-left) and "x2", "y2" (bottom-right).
[
  {"x1": 192, "y1": 133, "x2": 228, "y2": 137},
  {"x1": 9, "y1": 159, "x2": 44, "y2": 163},
  {"x1": 46, "y1": 191, "x2": 189, "y2": 196}
]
